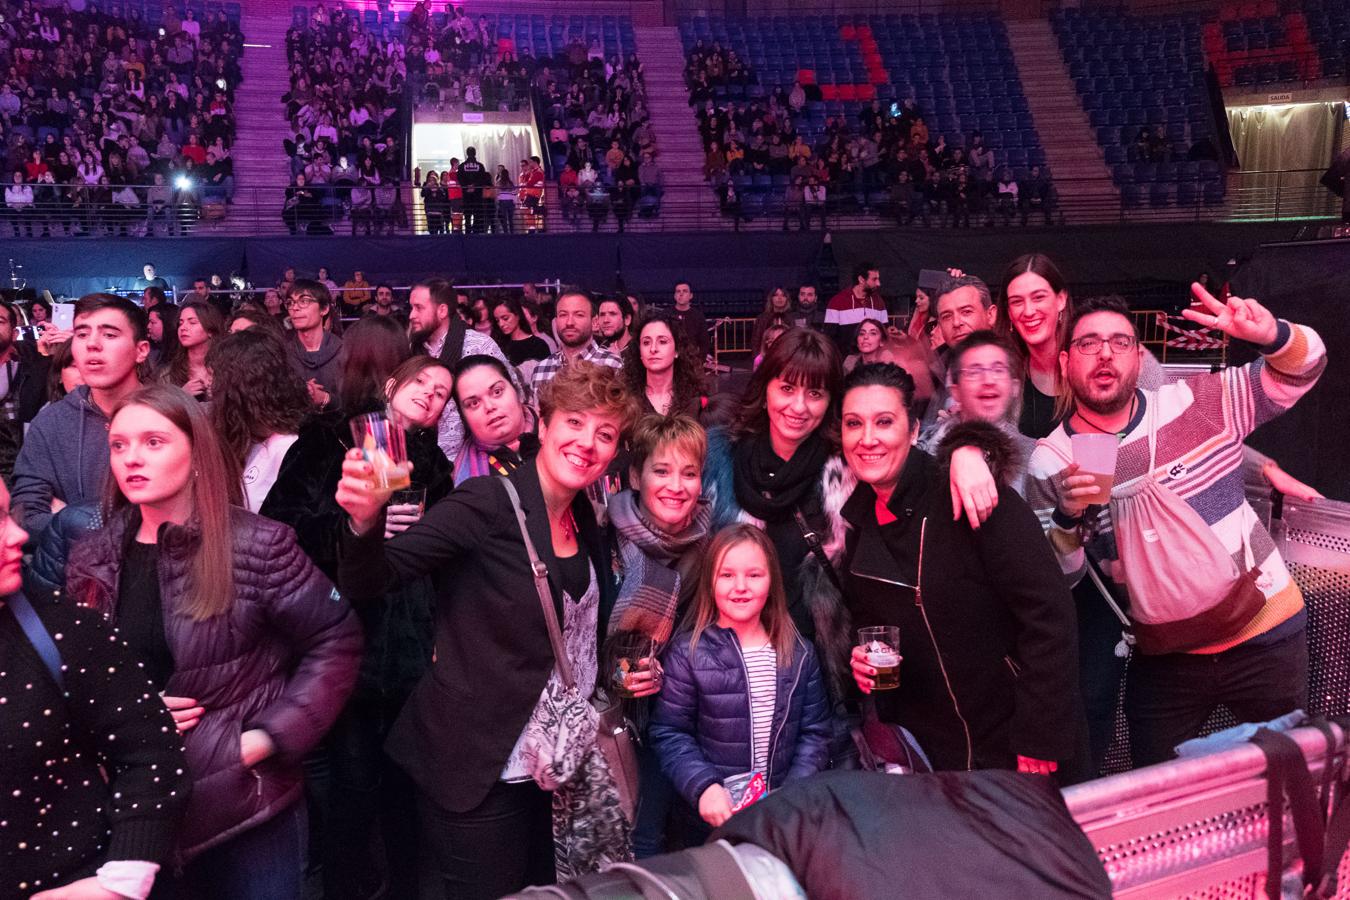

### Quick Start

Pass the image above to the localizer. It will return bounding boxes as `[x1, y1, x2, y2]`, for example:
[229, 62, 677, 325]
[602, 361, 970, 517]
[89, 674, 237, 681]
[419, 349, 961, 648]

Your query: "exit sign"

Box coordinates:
[1267, 92, 1293, 103]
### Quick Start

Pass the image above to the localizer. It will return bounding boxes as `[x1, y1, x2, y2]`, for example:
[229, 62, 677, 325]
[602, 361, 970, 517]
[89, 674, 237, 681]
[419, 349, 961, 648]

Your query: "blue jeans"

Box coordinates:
[632, 741, 675, 859]
[176, 800, 307, 900]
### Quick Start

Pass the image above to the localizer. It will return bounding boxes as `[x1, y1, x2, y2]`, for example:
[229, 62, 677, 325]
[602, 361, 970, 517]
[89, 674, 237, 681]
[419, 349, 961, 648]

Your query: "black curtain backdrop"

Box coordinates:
[830, 221, 1300, 311]
[1232, 237, 1350, 501]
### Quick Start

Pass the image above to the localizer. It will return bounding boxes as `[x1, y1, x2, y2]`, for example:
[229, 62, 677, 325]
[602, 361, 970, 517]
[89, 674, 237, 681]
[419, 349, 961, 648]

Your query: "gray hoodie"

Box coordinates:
[12, 385, 114, 537]
[287, 330, 344, 401]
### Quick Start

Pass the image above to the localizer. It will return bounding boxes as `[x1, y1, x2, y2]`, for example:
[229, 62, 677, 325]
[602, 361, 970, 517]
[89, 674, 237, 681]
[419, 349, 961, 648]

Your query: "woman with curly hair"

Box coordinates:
[206, 328, 347, 579]
[621, 307, 707, 419]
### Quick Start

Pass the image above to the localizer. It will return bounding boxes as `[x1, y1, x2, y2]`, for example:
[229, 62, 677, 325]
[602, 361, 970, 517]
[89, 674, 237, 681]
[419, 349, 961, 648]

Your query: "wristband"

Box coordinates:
[1051, 507, 1083, 530]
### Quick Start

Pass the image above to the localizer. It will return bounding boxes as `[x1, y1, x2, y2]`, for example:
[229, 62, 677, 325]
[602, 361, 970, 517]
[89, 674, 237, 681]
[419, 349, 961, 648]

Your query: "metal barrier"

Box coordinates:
[1066, 724, 1349, 898]
[710, 309, 1227, 367]
[0, 167, 1337, 239]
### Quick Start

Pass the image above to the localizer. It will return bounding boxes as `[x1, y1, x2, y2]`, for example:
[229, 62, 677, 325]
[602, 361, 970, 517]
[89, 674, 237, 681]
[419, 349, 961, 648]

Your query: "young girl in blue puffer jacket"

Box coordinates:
[650, 523, 833, 838]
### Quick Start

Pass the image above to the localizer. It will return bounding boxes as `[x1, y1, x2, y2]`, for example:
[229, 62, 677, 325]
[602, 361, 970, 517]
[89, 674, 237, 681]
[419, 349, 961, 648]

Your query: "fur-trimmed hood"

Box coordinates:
[935, 419, 1030, 495]
[702, 427, 856, 562]
[702, 427, 856, 707]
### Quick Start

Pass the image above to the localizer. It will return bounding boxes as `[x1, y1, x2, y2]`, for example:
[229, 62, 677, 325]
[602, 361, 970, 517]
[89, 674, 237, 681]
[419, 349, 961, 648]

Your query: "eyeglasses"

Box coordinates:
[959, 363, 1011, 383]
[1070, 334, 1138, 356]
[284, 294, 318, 310]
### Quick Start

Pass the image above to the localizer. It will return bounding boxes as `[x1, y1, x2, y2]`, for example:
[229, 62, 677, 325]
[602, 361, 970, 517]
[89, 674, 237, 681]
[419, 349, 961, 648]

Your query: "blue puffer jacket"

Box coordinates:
[650, 625, 834, 808]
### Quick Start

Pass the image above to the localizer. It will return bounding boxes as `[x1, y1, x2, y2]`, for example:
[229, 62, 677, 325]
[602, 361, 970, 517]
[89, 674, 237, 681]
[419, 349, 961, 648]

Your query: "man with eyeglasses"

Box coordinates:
[284, 279, 343, 409]
[1026, 290, 1327, 767]
[919, 330, 1032, 496]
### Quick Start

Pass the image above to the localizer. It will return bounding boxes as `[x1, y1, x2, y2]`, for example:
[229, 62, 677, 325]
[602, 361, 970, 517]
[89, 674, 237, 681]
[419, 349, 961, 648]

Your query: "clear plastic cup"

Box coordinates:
[350, 410, 411, 490]
[858, 625, 901, 691]
[1071, 433, 1120, 505]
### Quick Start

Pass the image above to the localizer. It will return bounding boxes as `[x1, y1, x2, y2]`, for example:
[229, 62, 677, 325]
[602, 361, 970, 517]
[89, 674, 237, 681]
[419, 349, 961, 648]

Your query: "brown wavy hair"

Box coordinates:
[621, 308, 707, 415]
[206, 329, 314, 465]
[538, 360, 639, 437]
[105, 384, 240, 620]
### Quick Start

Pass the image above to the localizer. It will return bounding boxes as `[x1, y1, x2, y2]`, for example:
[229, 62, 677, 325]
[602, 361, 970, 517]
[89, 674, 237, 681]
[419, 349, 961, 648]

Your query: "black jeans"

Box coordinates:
[1125, 626, 1308, 767]
[309, 699, 423, 900]
[418, 780, 554, 900]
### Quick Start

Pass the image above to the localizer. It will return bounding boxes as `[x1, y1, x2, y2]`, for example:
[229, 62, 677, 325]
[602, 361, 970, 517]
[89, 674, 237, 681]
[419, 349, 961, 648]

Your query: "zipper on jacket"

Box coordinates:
[913, 518, 974, 771]
[729, 630, 757, 779]
[765, 639, 806, 787]
[252, 769, 263, 799]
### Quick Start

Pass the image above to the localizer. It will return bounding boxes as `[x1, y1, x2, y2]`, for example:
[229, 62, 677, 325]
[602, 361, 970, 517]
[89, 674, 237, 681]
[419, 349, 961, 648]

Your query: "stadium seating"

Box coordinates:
[1051, 8, 1225, 210]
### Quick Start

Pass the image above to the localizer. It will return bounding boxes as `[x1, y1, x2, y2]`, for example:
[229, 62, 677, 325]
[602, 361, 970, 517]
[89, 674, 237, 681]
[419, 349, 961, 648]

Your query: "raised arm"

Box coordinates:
[336, 450, 500, 603]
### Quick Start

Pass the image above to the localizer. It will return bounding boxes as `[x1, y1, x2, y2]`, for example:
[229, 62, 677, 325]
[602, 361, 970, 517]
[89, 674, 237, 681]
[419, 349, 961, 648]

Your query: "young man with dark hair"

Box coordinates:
[1027, 288, 1327, 766]
[669, 280, 710, 361]
[825, 261, 887, 352]
[595, 296, 634, 354]
[407, 277, 511, 459]
[369, 283, 404, 322]
[530, 288, 622, 397]
[285, 278, 343, 408]
[12, 294, 149, 535]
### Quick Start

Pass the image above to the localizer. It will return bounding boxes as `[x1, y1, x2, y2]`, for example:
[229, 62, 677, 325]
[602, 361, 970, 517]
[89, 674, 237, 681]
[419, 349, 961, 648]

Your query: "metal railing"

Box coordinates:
[709, 309, 1227, 369]
[0, 167, 1336, 239]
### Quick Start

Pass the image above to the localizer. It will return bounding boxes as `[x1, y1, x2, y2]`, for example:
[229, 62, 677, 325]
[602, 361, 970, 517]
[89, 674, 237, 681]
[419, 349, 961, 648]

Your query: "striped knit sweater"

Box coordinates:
[1026, 320, 1327, 654]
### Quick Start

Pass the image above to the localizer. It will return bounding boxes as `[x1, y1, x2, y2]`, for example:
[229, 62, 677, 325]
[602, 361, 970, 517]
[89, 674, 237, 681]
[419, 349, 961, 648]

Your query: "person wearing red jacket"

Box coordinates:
[825, 261, 888, 353]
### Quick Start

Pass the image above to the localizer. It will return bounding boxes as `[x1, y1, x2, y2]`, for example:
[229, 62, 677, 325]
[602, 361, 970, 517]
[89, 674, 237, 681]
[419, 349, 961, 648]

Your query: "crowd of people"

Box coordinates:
[281, 3, 410, 235]
[688, 54, 1057, 228]
[405, 4, 532, 113]
[0, 253, 1329, 900]
[0, 0, 244, 238]
[541, 49, 663, 227]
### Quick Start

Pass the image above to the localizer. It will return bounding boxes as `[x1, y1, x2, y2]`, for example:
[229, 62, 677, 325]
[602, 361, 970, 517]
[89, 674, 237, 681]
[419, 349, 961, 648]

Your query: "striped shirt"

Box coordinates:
[1026, 321, 1326, 653]
[743, 643, 778, 774]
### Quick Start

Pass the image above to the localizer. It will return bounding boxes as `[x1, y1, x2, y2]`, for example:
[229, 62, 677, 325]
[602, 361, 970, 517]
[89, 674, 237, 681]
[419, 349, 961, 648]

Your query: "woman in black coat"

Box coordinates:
[1, 478, 190, 900]
[840, 363, 1083, 777]
[336, 362, 637, 899]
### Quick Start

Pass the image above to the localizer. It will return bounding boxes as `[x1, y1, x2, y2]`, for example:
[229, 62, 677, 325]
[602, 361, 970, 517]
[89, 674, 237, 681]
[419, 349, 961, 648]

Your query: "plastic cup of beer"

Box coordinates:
[350, 410, 411, 491]
[1070, 433, 1119, 505]
[607, 632, 654, 699]
[859, 626, 901, 691]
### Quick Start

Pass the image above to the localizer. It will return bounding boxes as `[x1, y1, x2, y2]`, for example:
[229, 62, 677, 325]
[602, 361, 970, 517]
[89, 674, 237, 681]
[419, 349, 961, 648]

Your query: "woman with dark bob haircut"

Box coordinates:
[337, 362, 638, 897]
[701, 327, 854, 700]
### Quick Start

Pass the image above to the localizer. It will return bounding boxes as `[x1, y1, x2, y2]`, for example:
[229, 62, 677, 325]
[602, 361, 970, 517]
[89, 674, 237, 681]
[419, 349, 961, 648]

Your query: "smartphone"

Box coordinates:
[917, 269, 948, 292]
[52, 303, 75, 332]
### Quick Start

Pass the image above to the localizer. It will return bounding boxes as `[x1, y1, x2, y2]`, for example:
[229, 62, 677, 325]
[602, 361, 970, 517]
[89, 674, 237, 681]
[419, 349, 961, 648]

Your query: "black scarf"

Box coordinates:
[732, 430, 830, 521]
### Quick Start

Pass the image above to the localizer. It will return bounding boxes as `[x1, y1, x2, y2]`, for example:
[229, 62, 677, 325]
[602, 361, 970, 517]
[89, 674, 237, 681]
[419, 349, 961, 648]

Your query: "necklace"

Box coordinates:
[558, 507, 577, 541]
[1075, 394, 1136, 439]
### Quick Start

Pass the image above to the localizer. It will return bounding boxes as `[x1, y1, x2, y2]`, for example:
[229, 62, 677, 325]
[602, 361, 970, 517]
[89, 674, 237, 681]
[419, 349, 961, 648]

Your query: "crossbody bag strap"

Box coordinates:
[793, 508, 842, 593]
[8, 592, 64, 691]
[499, 477, 575, 689]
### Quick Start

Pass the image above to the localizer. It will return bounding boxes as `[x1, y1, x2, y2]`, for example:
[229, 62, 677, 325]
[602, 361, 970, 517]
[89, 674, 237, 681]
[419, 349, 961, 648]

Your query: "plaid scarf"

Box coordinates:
[606, 489, 711, 650]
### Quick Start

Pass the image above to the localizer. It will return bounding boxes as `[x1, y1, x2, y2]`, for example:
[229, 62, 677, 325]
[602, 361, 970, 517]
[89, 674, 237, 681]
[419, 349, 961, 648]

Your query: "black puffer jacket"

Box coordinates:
[64, 506, 362, 860]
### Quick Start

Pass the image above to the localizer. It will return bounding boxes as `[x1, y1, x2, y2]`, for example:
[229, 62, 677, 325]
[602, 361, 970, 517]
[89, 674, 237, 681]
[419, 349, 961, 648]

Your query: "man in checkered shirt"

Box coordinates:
[530, 289, 622, 399]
